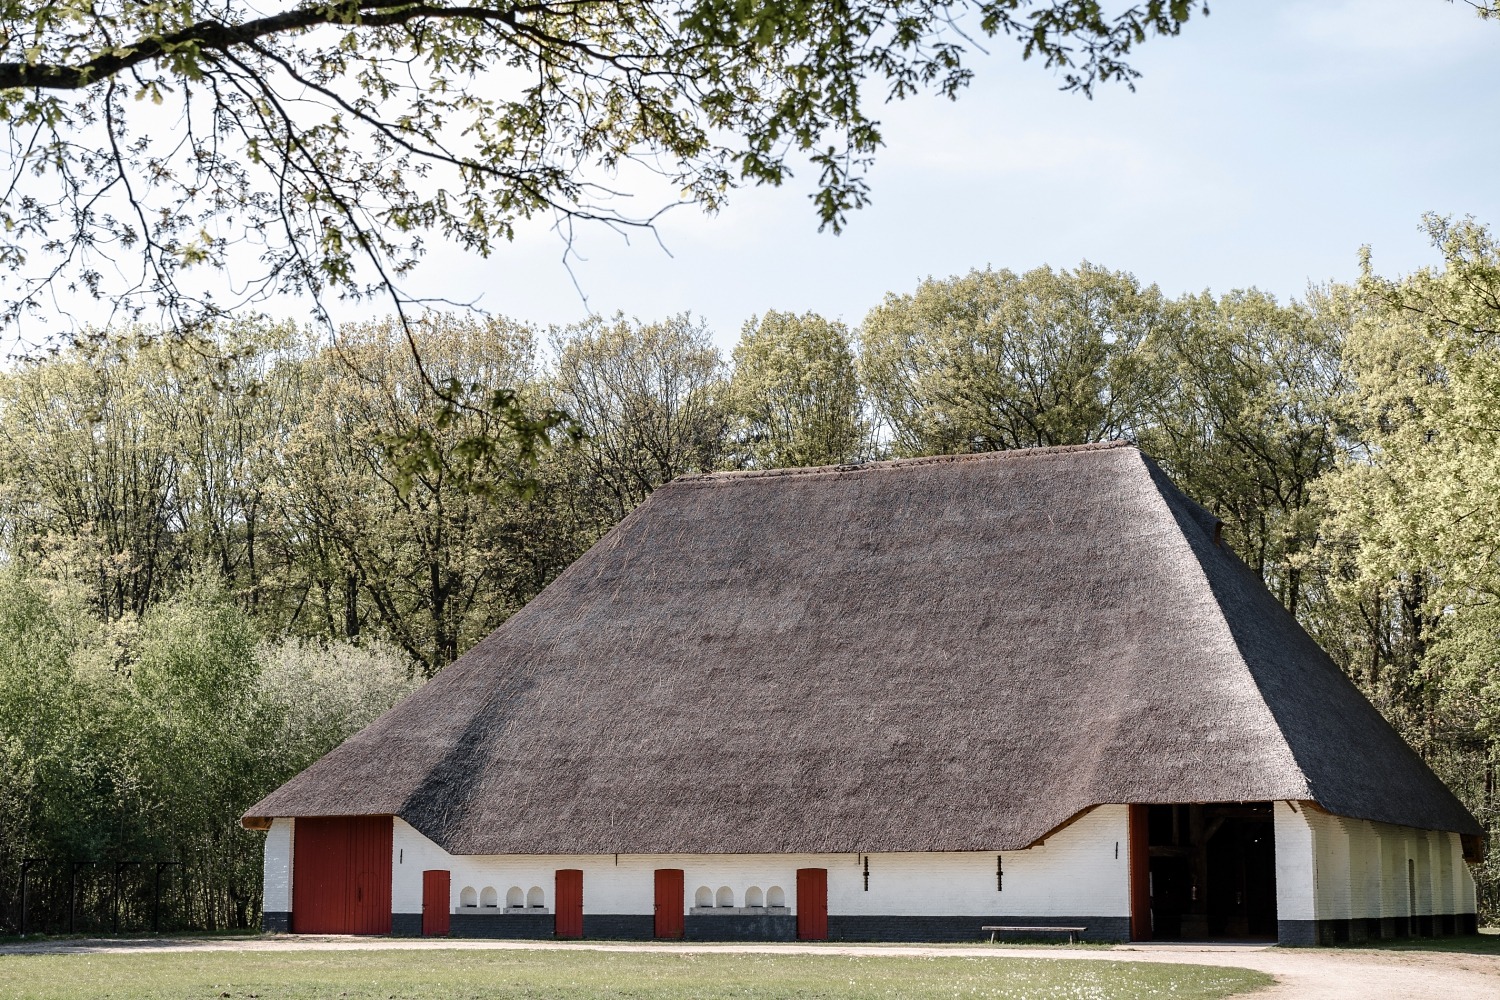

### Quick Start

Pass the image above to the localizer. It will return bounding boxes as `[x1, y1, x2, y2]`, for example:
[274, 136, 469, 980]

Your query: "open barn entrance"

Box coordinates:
[1130, 803, 1277, 941]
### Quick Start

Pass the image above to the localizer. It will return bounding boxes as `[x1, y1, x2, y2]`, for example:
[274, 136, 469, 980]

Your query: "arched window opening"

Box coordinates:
[528, 886, 546, 909]
[459, 886, 478, 908]
[695, 886, 713, 908]
[506, 886, 525, 909]
[480, 886, 498, 908]
[745, 886, 764, 908]
[766, 886, 786, 908]
[716, 886, 734, 908]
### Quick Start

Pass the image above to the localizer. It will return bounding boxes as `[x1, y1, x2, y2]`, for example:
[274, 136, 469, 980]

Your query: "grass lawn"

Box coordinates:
[0, 948, 1273, 1000]
[1340, 929, 1500, 955]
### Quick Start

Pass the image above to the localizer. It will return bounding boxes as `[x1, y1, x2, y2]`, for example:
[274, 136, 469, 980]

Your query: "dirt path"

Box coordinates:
[4, 935, 1498, 999]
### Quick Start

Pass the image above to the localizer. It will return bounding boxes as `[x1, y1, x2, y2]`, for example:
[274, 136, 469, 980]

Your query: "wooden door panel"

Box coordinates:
[555, 869, 584, 938]
[796, 868, 827, 941]
[654, 869, 684, 939]
[292, 816, 392, 935]
[422, 869, 451, 936]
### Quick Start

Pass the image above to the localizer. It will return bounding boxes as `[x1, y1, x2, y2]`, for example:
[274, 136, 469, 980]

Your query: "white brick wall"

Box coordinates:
[391, 805, 1130, 917]
[1315, 813, 1353, 920]
[1432, 832, 1450, 914]
[1275, 803, 1477, 922]
[282, 803, 1478, 929]
[1418, 830, 1437, 916]
[263, 818, 294, 913]
[1274, 802, 1316, 920]
[1380, 826, 1402, 919]
[1349, 820, 1382, 920]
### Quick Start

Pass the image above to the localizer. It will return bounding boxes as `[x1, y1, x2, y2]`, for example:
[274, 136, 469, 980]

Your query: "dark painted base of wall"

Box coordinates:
[273, 908, 1483, 945]
[448, 912, 556, 938]
[828, 915, 1130, 944]
[583, 914, 655, 939]
[1278, 913, 1479, 947]
[686, 913, 796, 941]
[377, 911, 1124, 943]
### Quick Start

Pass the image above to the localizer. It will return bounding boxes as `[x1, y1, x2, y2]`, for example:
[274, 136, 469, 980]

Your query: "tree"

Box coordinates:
[727, 310, 868, 468]
[273, 313, 574, 673]
[0, 334, 188, 619]
[550, 313, 726, 520]
[0, 321, 296, 620]
[1314, 216, 1500, 915]
[0, 1, 1208, 342]
[859, 263, 1164, 455]
[1136, 286, 1347, 617]
[0, 567, 417, 932]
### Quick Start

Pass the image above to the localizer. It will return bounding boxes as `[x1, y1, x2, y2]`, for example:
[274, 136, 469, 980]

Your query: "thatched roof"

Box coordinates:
[245, 442, 1482, 850]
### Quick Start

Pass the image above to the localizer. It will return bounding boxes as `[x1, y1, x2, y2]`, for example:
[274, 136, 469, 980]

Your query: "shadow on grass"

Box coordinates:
[0, 929, 261, 948]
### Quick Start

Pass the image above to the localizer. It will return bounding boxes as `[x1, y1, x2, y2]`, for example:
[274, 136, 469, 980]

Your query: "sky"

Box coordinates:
[7, 0, 1500, 356]
[400, 0, 1500, 351]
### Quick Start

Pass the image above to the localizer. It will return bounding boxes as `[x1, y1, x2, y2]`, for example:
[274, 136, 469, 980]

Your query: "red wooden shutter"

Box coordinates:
[555, 869, 584, 938]
[1129, 804, 1152, 942]
[291, 816, 392, 935]
[653, 869, 684, 939]
[422, 870, 451, 937]
[796, 868, 828, 941]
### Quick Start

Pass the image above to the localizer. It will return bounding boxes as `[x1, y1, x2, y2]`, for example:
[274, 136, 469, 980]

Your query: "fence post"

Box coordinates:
[112, 861, 122, 934]
[69, 861, 77, 934]
[152, 863, 162, 933]
[19, 859, 38, 937]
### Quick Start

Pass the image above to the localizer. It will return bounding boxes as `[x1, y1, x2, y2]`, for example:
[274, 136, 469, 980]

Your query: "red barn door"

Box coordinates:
[291, 816, 392, 934]
[654, 869, 684, 939]
[555, 869, 584, 938]
[796, 868, 828, 941]
[422, 870, 450, 936]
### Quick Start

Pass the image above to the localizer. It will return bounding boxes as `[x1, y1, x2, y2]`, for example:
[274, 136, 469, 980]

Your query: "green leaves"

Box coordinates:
[549, 313, 727, 518]
[0, 1, 1209, 334]
[0, 568, 418, 929]
[381, 377, 581, 503]
[860, 263, 1163, 455]
[1308, 220, 1500, 912]
[728, 310, 868, 468]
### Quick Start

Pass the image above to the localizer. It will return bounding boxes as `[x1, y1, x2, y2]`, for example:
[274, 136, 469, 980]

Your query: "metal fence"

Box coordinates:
[9, 859, 184, 936]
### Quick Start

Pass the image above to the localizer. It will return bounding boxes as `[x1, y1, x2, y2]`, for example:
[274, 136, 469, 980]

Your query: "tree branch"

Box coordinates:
[0, 2, 538, 91]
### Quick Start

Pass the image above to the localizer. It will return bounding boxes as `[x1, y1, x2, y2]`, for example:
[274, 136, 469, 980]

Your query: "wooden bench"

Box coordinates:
[982, 925, 1087, 944]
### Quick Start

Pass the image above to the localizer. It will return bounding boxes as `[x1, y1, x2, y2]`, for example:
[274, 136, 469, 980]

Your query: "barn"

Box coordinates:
[243, 442, 1483, 945]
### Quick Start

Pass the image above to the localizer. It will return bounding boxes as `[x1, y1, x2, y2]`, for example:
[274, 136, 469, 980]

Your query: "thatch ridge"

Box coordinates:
[678, 439, 1133, 485]
[245, 444, 1481, 849]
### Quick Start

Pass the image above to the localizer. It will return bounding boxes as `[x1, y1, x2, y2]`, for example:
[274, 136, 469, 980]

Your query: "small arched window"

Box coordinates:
[480, 886, 498, 908]
[527, 886, 546, 909]
[766, 886, 786, 908]
[716, 886, 734, 908]
[506, 886, 525, 909]
[460, 886, 478, 908]
[694, 886, 713, 908]
[745, 886, 764, 908]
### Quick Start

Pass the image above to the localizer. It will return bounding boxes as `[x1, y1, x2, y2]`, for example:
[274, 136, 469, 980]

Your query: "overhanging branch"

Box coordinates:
[0, 2, 538, 91]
